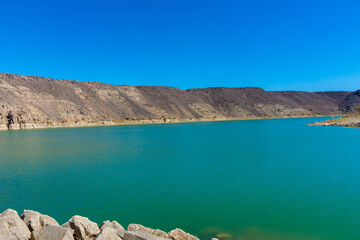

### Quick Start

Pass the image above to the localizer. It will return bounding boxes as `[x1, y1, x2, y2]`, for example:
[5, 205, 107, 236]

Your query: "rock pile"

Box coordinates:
[0, 209, 207, 240]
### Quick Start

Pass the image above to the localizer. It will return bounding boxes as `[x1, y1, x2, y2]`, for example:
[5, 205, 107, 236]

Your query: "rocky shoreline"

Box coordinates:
[0, 115, 338, 131]
[310, 115, 360, 128]
[0, 209, 216, 240]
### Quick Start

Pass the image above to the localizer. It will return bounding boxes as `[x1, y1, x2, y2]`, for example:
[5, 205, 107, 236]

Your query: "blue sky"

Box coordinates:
[0, 0, 359, 91]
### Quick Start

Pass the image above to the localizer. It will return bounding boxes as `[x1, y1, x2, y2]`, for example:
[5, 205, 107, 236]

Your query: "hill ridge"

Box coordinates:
[0, 73, 359, 130]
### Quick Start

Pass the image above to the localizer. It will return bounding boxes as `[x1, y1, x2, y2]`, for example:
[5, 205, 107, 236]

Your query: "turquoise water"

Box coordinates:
[0, 117, 359, 239]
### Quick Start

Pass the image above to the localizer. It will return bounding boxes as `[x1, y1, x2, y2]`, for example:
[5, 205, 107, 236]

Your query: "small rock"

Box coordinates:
[0, 209, 31, 240]
[127, 224, 169, 238]
[100, 221, 125, 238]
[168, 228, 199, 240]
[123, 231, 170, 240]
[215, 232, 232, 239]
[127, 224, 153, 234]
[31, 225, 74, 240]
[63, 215, 100, 240]
[94, 227, 121, 240]
[152, 229, 169, 238]
[21, 209, 60, 231]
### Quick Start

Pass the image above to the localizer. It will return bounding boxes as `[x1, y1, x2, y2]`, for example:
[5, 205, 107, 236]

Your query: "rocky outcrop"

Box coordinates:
[0, 209, 31, 240]
[1, 73, 359, 130]
[310, 115, 360, 127]
[0, 209, 208, 240]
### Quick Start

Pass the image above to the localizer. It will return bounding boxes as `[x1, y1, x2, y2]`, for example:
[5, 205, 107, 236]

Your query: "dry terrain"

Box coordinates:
[1, 73, 359, 130]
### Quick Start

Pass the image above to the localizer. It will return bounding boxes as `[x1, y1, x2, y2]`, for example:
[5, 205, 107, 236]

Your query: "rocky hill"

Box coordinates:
[0, 73, 359, 130]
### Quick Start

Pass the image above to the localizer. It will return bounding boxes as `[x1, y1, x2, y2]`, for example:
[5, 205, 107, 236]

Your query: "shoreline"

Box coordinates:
[309, 115, 360, 128]
[0, 114, 338, 131]
[0, 209, 205, 240]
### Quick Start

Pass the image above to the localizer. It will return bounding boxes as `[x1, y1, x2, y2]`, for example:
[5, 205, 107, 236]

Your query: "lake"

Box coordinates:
[0, 117, 359, 239]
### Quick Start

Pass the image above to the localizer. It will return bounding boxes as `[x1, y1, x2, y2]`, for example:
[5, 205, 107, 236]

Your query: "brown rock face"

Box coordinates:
[1, 73, 359, 130]
[0, 209, 31, 240]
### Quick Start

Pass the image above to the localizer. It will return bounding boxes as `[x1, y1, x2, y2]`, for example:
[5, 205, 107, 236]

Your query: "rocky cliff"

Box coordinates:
[1, 73, 359, 130]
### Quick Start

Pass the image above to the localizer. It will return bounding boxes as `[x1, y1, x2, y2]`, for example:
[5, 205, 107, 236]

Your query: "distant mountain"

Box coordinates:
[0, 73, 359, 130]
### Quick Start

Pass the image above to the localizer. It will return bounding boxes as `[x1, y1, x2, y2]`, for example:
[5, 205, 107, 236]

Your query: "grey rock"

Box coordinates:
[94, 227, 121, 240]
[21, 210, 60, 231]
[123, 231, 170, 240]
[0, 209, 31, 240]
[64, 215, 100, 240]
[168, 228, 199, 240]
[61, 221, 72, 229]
[31, 225, 74, 240]
[127, 224, 153, 234]
[152, 229, 169, 238]
[100, 221, 125, 238]
[127, 224, 168, 238]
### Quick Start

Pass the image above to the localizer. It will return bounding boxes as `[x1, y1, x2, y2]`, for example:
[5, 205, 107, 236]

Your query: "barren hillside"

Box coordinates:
[0, 73, 358, 130]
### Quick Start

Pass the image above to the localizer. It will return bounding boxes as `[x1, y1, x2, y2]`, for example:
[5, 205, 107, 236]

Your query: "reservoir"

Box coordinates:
[0, 117, 359, 239]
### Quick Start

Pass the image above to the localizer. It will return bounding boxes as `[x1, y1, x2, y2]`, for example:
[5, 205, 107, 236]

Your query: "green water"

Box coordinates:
[0, 117, 359, 240]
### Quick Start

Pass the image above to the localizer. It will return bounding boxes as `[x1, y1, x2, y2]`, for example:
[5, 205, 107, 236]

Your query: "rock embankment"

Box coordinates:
[310, 115, 360, 128]
[0, 209, 211, 240]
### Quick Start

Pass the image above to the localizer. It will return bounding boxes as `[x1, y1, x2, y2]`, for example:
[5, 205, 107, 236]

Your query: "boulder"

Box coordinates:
[127, 224, 153, 234]
[94, 227, 121, 240]
[100, 221, 125, 238]
[63, 215, 100, 240]
[168, 228, 199, 240]
[127, 224, 168, 238]
[0, 209, 31, 240]
[21, 210, 60, 231]
[31, 225, 74, 240]
[123, 231, 170, 240]
[61, 221, 72, 230]
[152, 229, 169, 238]
[215, 232, 232, 239]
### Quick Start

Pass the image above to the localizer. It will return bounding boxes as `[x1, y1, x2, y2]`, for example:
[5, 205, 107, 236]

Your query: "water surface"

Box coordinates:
[0, 117, 359, 239]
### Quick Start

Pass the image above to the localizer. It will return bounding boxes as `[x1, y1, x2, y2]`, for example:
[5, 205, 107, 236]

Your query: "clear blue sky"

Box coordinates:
[0, 0, 359, 91]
